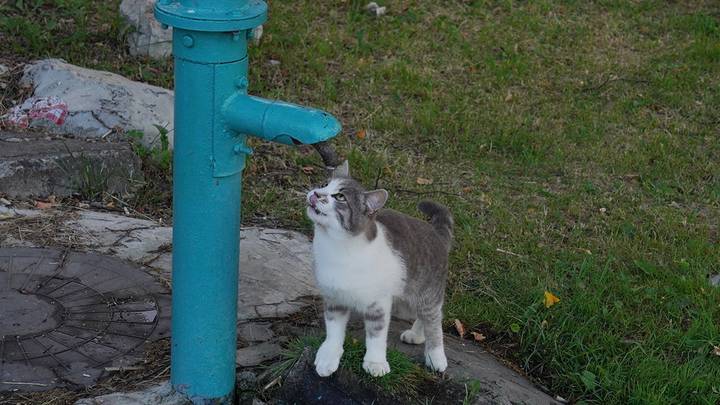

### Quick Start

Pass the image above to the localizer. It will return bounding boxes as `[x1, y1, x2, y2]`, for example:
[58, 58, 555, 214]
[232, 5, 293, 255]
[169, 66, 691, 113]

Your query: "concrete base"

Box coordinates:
[0, 130, 141, 198]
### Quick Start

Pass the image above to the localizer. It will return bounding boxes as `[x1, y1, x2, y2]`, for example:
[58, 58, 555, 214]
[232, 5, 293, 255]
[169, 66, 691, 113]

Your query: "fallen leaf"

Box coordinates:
[510, 323, 521, 333]
[713, 345, 720, 356]
[34, 201, 55, 209]
[47, 195, 57, 204]
[541, 320, 549, 329]
[462, 186, 472, 193]
[454, 319, 466, 338]
[504, 91, 513, 102]
[470, 331, 485, 342]
[544, 291, 560, 308]
[302, 166, 315, 174]
[356, 129, 367, 140]
[416, 177, 433, 185]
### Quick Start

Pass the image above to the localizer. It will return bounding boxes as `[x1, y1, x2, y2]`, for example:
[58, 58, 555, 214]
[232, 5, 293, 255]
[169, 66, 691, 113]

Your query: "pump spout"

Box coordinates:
[224, 94, 341, 145]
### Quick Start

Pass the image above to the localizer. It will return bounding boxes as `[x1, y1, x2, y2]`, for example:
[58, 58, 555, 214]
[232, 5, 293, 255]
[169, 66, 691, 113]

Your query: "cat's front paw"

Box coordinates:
[424, 346, 448, 372]
[400, 329, 425, 345]
[363, 360, 391, 377]
[314, 342, 343, 377]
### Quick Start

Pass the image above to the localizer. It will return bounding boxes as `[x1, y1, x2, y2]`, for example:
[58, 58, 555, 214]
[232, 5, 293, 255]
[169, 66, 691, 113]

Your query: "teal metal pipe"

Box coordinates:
[155, 0, 341, 403]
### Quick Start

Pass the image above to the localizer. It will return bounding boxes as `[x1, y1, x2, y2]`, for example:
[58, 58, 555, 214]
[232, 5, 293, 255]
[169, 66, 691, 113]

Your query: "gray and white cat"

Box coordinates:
[306, 161, 453, 377]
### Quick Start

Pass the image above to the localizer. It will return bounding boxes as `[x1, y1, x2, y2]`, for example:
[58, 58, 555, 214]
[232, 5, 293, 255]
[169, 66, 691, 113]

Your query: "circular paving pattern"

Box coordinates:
[0, 248, 170, 392]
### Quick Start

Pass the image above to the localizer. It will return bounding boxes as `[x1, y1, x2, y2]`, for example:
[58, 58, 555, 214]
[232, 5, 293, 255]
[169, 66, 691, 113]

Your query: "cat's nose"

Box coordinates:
[309, 192, 319, 207]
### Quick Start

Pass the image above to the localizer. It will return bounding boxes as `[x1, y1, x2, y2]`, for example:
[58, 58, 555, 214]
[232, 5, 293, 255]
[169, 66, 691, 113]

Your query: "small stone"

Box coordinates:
[5, 137, 21, 143]
[0, 197, 11, 206]
[238, 322, 274, 343]
[0, 64, 8, 76]
[0, 206, 16, 219]
[365, 2, 386, 16]
[235, 342, 282, 367]
[236, 371, 257, 391]
[709, 274, 720, 287]
[268, 59, 281, 66]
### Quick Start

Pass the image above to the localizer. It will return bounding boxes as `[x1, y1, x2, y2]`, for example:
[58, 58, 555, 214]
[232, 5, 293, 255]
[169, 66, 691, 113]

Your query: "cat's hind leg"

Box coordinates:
[315, 304, 350, 377]
[419, 305, 448, 372]
[400, 319, 426, 344]
[362, 299, 392, 377]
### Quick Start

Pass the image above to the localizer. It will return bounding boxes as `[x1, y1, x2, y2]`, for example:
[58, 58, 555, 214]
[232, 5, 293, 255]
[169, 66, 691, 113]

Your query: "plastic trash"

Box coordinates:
[3, 96, 68, 128]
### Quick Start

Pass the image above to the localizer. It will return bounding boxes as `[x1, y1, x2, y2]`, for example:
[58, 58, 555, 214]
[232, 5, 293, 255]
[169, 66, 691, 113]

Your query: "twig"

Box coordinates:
[392, 188, 463, 198]
[495, 248, 524, 258]
[0, 381, 49, 386]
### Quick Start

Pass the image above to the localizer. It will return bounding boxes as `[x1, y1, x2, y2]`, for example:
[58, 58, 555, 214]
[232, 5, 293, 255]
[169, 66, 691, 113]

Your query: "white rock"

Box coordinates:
[119, 0, 172, 59]
[365, 2, 386, 16]
[0, 64, 9, 76]
[21, 59, 174, 148]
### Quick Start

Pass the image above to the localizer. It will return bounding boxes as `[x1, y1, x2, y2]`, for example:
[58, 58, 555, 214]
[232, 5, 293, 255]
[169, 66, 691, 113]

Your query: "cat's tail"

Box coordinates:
[418, 200, 453, 249]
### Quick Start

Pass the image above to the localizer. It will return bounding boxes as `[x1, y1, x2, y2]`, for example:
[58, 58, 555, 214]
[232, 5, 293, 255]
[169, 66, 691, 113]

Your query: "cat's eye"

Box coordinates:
[332, 193, 346, 202]
[320, 182, 329, 188]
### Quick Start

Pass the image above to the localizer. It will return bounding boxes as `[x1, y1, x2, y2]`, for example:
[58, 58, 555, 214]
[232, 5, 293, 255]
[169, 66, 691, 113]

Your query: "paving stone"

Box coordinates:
[235, 342, 282, 367]
[21, 59, 173, 148]
[0, 130, 141, 198]
[64, 211, 319, 320]
[74, 381, 189, 405]
[238, 322, 275, 343]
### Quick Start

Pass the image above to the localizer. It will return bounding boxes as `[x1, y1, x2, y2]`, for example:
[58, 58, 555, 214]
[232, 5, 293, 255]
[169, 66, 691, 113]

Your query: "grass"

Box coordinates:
[2, 0, 720, 403]
[277, 335, 428, 398]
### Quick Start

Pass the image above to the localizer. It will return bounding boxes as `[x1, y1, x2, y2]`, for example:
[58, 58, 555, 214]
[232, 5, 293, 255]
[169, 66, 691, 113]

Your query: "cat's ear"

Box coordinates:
[364, 189, 388, 214]
[332, 160, 349, 178]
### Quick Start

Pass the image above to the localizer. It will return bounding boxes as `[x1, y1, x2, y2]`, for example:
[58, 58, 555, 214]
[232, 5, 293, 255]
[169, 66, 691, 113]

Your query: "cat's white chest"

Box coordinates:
[312, 224, 405, 309]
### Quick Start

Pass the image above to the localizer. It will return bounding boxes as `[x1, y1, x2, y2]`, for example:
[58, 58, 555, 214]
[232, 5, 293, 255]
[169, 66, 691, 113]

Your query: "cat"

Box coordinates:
[306, 160, 453, 378]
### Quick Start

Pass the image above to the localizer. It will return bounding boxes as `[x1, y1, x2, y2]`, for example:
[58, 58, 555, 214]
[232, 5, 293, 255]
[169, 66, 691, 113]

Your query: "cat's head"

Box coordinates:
[306, 160, 388, 235]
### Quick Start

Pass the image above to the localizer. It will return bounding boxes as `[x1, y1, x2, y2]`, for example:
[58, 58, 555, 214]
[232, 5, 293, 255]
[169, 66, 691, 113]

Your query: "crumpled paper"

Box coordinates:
[3, 96, 68, 128]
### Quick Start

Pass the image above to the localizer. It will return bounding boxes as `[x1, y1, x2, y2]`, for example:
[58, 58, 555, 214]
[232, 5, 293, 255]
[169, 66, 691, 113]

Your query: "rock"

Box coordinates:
[0, 64, 8, 75]
[119, 0, 172, 59]
[62, 211, 319, 320]
[238, 322, 275, 343]
[710, 274, 720, 287]
[74, 381, 189, 405]
[21, 59, 174, 148]
[0, 206, 16, 220]
[365, 2, 387, 16]
[236, 371, 258, 391]
[235, 342, 282, 367]
[0, 130, 142, 198]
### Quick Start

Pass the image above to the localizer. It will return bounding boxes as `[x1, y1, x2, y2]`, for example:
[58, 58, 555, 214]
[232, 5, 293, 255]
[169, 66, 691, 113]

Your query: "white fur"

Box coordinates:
[307, 179, 406, 377]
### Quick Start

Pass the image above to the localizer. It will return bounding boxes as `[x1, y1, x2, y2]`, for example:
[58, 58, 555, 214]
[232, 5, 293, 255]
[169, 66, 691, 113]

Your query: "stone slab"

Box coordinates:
[0, 130, 142, 198]
[74, 381, 189, 405]
[235, 342, 283, 367]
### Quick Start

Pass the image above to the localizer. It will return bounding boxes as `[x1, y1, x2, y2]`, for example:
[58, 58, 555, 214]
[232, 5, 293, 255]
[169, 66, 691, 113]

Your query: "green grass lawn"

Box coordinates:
[2, 0, 719, 403]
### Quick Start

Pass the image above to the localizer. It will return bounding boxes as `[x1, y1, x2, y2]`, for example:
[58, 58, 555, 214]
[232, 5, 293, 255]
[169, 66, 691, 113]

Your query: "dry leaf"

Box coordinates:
[416, 177, 433, 185]
[462, 186, 472, 193]
[356, 129, 367, 140]
[34, 201, 55, 209]
[713, 345, 720, 356]
[541, 320, 549, 329]
[544, 291, 560, 308]
[302, 166, 315, 174]
[504, 91, 513, 102]
[47, 195, 57, 204]
[454, 319, 466, 338]
[470, 331, 486, 342]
